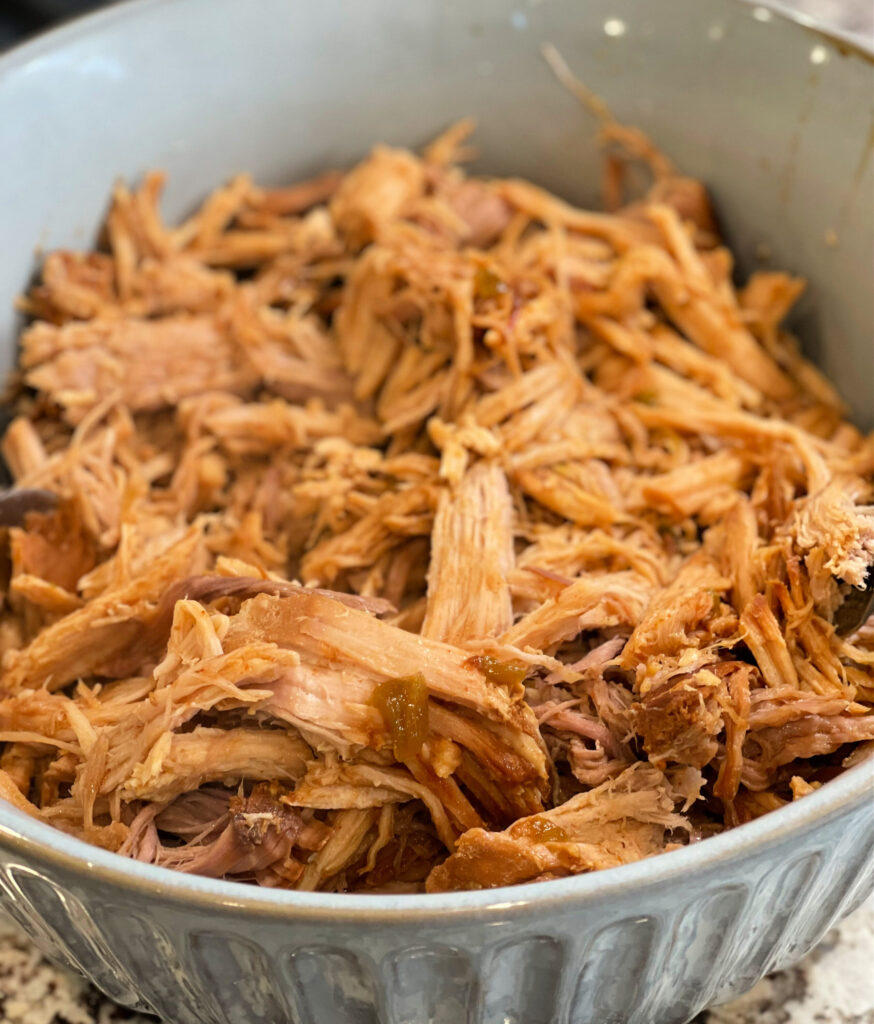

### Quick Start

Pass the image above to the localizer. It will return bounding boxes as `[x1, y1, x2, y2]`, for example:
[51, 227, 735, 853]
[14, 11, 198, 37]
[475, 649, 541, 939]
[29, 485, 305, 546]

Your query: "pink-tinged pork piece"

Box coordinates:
[444, 180, 512, 247]
[503, 572, 651, 652]
[791, 477, 874, 588]
[22, 316, 257, 423]
[119, 726, 311, 803]
[223, 593, 549, 807]
[155, 785, 329, 884]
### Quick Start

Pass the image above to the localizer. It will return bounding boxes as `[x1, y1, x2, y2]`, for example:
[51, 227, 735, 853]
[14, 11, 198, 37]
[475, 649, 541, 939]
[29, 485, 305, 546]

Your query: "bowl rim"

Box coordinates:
[0, 0, 872, 922]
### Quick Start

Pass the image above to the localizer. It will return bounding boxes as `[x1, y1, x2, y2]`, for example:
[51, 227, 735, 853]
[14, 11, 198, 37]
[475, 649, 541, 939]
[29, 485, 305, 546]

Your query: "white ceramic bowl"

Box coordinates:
[0, 2, 871, 1022]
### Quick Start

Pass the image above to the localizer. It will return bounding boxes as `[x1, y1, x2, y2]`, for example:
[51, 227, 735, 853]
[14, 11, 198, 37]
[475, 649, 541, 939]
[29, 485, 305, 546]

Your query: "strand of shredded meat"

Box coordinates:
[0, 119, 871, 894]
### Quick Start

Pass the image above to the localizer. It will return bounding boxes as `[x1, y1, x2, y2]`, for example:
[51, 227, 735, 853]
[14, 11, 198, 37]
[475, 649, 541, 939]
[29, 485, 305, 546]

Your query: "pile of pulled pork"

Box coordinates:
[0, 123, 871, 894]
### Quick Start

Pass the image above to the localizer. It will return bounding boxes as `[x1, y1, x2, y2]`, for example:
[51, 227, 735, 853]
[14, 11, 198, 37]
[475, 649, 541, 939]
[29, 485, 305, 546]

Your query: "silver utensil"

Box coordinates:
[0, 489, 58, 528]
[834, 569, 874, 637]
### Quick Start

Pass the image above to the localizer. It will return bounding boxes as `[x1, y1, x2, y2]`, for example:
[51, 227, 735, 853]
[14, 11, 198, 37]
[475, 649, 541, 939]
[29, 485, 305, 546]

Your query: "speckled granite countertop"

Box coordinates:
[0, 1, 871, 1023]
[0, 898, 872, 1023]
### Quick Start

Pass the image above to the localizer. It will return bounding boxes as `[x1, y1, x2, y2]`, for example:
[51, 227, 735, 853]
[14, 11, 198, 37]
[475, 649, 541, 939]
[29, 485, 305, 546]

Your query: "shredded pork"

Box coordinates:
[0, 119, 871, 894]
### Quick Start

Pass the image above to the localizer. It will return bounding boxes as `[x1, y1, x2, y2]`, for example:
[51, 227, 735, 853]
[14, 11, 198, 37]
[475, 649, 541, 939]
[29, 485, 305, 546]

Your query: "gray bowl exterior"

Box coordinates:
[0, 0, 871, 1022]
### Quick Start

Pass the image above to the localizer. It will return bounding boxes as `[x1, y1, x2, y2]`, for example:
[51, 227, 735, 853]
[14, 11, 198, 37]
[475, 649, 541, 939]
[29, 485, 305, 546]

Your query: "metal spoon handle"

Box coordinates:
[0, 489, 59, 528]
[834, 568, 874, 637]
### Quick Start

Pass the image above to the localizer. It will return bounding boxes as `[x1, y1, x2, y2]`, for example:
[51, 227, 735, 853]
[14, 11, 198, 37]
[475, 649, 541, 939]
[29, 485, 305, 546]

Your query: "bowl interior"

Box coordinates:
[0, 0, 871, 916]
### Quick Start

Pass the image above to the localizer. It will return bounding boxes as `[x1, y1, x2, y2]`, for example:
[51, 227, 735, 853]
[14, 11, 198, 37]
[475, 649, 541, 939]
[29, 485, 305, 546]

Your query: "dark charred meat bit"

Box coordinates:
[632, 670, 727, 770]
